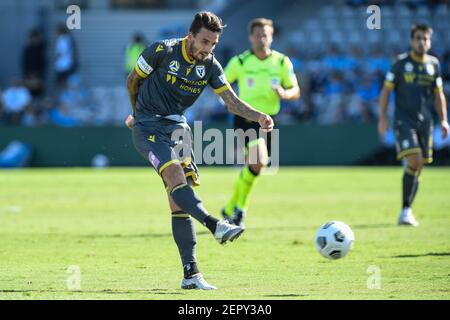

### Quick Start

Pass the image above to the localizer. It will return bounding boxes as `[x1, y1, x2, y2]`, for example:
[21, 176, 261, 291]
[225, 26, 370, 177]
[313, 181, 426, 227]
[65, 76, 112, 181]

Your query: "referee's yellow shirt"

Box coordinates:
[224, 50, 298, 116]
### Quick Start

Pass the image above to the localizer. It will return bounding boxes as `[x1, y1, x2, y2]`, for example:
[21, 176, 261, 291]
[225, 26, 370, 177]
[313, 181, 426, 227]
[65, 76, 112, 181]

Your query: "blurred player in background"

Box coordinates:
[378, 24, 448, 226]
[222, 18, 300, 227]
[125, 12, 274, 290]
[124, 32, 146, 77]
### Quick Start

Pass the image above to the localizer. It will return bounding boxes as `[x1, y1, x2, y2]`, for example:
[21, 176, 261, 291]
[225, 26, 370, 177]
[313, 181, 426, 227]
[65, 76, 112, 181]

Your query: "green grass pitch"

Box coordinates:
[0, 167, 449, 300]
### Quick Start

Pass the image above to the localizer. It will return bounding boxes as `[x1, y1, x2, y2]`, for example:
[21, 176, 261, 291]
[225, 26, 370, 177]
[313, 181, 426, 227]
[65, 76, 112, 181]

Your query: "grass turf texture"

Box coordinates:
[0, 167, 449, 300]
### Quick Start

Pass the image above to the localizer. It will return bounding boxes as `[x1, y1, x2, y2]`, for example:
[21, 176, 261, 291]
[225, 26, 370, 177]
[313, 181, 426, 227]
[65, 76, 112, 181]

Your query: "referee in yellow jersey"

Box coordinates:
[222, 18, 301, 227]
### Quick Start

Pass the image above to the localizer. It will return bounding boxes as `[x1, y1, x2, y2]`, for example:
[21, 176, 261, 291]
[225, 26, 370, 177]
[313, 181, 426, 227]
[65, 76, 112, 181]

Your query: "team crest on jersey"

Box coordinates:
[386, 71, 394, 82]
[402, 140, 410, 149]
[169, 60, 180, 73]
[196, 65, 205, 78]
[425, 63, 434, 75]
[247, 77, 255, 88]
[404, 62, 414, 72]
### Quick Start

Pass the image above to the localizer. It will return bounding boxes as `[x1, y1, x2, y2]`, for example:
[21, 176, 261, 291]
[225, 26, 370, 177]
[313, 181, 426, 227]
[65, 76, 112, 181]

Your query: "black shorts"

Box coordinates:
[132, 119, 200, 186]
[395, 121, 433, 164]
[233, 115, 272, 156]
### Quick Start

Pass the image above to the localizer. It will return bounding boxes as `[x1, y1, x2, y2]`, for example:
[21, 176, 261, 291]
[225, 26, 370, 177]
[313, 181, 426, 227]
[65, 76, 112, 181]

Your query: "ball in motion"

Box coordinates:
[315, 221, 354, 260]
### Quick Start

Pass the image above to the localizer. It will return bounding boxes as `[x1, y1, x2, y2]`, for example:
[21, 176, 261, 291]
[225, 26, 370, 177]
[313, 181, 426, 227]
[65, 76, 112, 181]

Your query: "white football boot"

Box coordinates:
[398, 207, 419, 226]
[214, 220, 245, 244]
[181, 273, 217, 290]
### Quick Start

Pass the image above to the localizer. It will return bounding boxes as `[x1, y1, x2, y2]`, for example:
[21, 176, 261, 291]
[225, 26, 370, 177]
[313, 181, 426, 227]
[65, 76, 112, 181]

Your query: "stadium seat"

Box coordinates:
[435, 4, 449, 18]
[396, 5, 413, 19]
[319, 4, 337, 19]
[415, 6, 431, 20]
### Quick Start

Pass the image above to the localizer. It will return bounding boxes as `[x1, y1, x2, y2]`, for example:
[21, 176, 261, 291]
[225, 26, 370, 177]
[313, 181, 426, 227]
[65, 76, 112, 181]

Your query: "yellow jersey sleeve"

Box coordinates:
[224, 56, 241, 85]
[384, 59, 399, 89]
[281, 56, 298, 89]
[433, 61, 444, 94]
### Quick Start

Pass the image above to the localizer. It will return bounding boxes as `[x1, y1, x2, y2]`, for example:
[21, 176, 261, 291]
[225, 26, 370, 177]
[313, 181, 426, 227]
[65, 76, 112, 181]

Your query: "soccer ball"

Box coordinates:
[315, 221, 354, 260]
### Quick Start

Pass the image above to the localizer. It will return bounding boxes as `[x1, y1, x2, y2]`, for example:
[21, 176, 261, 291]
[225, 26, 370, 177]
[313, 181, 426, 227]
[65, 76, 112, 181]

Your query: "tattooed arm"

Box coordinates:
[125, 69, 145, 129]
[127, 69, 144, 116]
[218, 88, 274, 131]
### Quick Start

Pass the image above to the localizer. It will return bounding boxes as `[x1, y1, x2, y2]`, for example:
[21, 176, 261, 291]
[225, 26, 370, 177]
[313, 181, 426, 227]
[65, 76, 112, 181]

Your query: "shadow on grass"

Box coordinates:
[252, 223, 394, 232]
[72, 223, 395, 239]
[0, 289, 184, 295]
[393, 252, 450, 258]
[351, 223, 395, 229]
[263, 294, 307, 297]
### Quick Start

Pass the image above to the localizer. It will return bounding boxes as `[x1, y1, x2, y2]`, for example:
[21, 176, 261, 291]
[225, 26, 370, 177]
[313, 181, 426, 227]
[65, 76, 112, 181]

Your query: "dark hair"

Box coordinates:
[189, 11, 225, 36]
[410, 24, 433, 39]
[133, 32, 144, 43]
[248, 18, 274, 35]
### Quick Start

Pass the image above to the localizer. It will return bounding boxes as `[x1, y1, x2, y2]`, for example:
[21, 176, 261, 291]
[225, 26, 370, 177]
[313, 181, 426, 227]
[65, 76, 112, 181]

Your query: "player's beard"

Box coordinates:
[413, 48, 425, 56]
[190, 42, 208, 62]
[413, 42, 430, 56]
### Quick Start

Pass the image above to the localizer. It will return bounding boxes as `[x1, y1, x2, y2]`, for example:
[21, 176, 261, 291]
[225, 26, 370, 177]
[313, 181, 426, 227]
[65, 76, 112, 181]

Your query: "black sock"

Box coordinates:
[410, 176, 420, 206]
[183, 262, 200, 279]
[171, 184, 218, 233]
[204, 215, 219, 233]
[171, 211, 197, 275]
[402, 167, 418, 208]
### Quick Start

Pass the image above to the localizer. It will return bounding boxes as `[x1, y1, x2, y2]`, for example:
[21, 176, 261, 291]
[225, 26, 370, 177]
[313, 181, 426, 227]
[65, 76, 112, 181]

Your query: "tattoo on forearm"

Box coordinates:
[220, 90, 261, 122]
[127, 71, 142, 113]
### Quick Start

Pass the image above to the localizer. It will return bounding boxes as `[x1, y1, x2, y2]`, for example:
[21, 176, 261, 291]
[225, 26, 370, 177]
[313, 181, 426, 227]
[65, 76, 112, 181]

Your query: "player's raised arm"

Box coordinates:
[218, 88, 274, 132]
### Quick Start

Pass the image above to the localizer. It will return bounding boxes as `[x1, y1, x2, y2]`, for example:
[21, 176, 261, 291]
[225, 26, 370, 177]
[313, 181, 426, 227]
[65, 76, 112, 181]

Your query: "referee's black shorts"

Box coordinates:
[233, 115, 272, 157]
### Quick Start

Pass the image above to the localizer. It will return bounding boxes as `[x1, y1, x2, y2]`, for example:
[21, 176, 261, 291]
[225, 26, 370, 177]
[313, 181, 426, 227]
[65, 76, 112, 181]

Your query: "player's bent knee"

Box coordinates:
[406, 154, 423, 171]
[258, 152, 269, 167]
[161, 163, 187, 191]
[249, 163, 262, 175]
[247, 142, 268, 168]
[258, 142, 269, 166]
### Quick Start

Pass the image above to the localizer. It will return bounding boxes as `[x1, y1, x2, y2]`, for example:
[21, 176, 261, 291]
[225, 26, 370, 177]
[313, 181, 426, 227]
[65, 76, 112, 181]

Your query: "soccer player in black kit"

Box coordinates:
[125, 12, 274, 289]
[378, 24, 448, 226]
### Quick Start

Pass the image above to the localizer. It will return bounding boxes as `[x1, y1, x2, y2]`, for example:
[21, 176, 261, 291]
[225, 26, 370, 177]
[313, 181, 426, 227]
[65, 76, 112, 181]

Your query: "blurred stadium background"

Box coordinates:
[1, 0, 449, 167]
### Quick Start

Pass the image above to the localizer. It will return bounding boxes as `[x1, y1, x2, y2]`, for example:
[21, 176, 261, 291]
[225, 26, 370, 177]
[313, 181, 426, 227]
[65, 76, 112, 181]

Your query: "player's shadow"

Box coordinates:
[0, 289, 185, 295]
[392, 252, 450, 258]
[351, 223, 395, 229]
